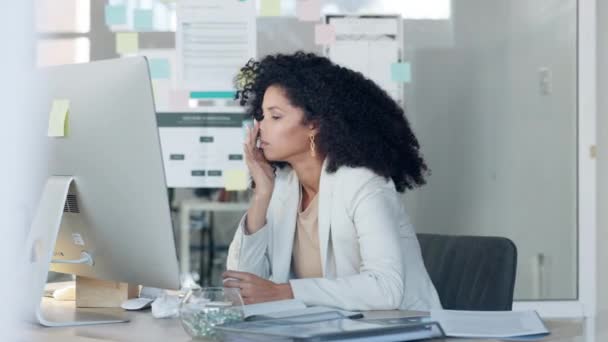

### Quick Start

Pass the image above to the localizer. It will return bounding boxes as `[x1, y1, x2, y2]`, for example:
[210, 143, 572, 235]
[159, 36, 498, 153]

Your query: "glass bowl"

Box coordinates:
[179, 287, 245, 340]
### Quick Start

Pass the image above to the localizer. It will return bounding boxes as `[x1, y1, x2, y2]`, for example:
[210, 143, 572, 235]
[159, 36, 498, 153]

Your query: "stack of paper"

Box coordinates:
[242, 299, 362, 321]
[217, 314, 443, 342]
[431, 309, 550, 339]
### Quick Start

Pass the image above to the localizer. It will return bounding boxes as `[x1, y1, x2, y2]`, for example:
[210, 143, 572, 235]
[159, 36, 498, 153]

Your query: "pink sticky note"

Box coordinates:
[296, 0, 321, 22]
[314, 24, 336, 45]
[169, 90, 190, 110]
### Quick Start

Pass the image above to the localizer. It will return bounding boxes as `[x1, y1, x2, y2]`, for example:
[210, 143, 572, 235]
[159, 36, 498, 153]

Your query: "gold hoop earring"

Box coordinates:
[309, 135, 316, 157]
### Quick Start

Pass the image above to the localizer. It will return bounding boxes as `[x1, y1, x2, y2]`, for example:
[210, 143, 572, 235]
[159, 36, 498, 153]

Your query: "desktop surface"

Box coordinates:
[19, 298, 595, 342]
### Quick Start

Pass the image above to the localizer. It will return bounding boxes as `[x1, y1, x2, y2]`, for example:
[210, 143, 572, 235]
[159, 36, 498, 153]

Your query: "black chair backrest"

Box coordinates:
[417, 233, 517, 311]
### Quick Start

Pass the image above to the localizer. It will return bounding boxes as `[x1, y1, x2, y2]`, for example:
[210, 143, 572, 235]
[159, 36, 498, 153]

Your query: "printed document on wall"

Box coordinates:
[327, 16, 402, 103]
[176, 0, 256, 92]
[157, 112, 248, 188]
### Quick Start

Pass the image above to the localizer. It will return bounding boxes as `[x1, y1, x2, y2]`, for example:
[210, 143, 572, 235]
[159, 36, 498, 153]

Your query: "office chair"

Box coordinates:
[417, 233, 517, 310]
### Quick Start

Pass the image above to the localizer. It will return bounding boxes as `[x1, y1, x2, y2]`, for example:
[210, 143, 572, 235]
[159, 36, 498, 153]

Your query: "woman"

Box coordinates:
[223, 51, 441, 311]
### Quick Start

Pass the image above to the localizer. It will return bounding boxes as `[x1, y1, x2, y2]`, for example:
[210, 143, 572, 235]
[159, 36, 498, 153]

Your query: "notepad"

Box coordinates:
[260, 0, 281, 16]
[116, 33, 139, 55]
[149, 58, 171, 79]
[391, 62, 412, 83]
[134, 9, 154, 31]
[47, 99, 70, 137]
[296, 0, 321, 22]
[105, 5, 127, 26]
[315, 24, 336, 45]
[224, 169, 248, 191]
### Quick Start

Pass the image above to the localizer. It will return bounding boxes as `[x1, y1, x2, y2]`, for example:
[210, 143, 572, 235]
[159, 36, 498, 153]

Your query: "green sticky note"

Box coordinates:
[133, 9, 154, 31]
[116, 32, 139, 55]
[105, 5, 127, 26]
[149, 58, 170, 79]
[391, 62, 411, 83]
[48, 99, 70, 137]
[224, 170, 248, 191]
[260, 0, 281, 16]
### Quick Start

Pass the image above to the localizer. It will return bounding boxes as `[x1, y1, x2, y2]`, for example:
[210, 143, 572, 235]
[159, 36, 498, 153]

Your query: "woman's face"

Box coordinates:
[258, 85, 315, 162]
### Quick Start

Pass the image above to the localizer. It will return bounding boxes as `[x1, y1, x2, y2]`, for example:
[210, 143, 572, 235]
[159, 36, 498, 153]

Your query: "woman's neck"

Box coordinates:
[290, 155, 324, 199]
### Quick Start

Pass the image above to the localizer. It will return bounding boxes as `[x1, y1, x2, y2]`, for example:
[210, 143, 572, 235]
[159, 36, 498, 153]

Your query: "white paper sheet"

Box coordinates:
[327, 16, 403, 103]
[157, 112, 247, 188]
[243, 299, 307, 318]
[430, 309, 550, 338]
[176, 0, 256, 92]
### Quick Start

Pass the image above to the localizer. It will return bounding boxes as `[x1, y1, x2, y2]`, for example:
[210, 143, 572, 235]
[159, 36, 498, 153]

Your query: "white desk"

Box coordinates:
[178, 199, 248, 278]
[20, 298, 595, 342]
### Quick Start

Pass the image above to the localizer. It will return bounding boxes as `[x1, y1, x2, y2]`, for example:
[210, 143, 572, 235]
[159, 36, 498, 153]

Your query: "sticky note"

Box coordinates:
[48, 99, 70, 137]
[314, 24, 336, 45]
[224, 170, 248, 191]
[169, 90, 190, 110]
[391, 62, 412, 83]
[296, 0, 321, 21]
[149, 58, 170, 79]
[116, 32, 139, 55]
[260, 0, 281, 16]
[105, 5, 127, 26]
[134, 9, 154, 31]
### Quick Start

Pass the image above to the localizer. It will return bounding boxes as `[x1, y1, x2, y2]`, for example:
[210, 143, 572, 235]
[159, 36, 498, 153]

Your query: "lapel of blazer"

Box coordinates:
[272, 159, 335, 279]
[318, 158, 335, 276]
[272, 167, 299, 281]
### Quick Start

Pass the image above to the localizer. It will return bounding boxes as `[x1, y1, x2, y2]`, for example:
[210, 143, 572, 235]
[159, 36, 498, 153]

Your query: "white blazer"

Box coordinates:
[226, 159, 442, 311]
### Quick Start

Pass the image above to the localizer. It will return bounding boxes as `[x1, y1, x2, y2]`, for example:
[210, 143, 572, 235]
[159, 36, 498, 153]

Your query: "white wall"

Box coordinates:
[0, 1, 40, 339]
[404, 0, 578, 300]
[84, 1, 584, 299]
[596, 0, 608, 313]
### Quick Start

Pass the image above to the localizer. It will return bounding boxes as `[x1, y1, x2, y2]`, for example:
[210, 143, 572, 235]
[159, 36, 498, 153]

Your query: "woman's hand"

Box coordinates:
[222, 271, 294, 305]
[244, 120, 275, 199]
[243, 120, 276, 233]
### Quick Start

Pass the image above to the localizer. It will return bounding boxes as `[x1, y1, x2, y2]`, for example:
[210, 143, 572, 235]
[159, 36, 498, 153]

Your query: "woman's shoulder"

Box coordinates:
[335, 165, 393, 188]
[334, 166, 400, 216]
[272, 164, 395, 192]
[333, 166, 397, 207]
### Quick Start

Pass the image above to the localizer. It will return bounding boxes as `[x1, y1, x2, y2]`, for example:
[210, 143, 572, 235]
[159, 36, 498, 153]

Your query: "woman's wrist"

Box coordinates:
[276, 283, 294, 300]
[253, 190, 272, 203]
[245, 194, 271, 234]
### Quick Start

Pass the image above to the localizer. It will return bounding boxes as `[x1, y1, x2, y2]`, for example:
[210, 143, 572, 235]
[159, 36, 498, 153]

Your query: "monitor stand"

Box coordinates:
[38, 297, 128, 327]
[25, 176, 130, 327]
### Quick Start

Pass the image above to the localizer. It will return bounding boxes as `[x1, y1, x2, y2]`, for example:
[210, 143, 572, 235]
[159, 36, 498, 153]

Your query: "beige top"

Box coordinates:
[292, 189, 323, 278]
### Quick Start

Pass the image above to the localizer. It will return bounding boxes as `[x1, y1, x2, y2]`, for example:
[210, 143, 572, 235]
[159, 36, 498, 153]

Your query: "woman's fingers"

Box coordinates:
[223, 270, 253, 281]
[252, 120, 260, 146]
[244, 143, 264, 174]
[223, 279, 240, 288]
[249, 122, 258, 148]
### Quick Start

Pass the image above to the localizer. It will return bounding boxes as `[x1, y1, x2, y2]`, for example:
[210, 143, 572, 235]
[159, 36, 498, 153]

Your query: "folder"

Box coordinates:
[215, 312, 444, 341]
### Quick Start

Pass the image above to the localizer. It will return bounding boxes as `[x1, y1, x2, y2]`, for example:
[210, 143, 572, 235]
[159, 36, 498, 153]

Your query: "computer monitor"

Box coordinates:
[24, 57, 180, 326]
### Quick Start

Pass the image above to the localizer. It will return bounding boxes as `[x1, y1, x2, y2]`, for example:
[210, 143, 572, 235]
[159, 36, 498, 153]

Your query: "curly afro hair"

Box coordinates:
[235, 51, 428, 192]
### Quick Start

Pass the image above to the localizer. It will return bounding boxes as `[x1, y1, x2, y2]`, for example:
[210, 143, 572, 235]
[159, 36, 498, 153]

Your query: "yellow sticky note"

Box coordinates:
[224, 170, 248, 191]
[260, 0, 281, 16]
[47, 99, 70, 137]
[116, 32, 139, 55]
